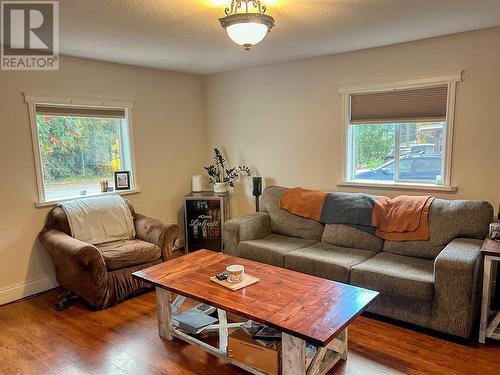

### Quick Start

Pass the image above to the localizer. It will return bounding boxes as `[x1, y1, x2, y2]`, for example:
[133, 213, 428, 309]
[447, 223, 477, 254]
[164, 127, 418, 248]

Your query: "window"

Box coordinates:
[26, 97, 136, 204]
[351, 122, 445, 184]
[341, 75, 460, 190]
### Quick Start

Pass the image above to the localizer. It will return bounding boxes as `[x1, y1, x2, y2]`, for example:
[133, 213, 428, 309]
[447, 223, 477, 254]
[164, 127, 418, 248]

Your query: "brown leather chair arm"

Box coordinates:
[39, 229, 105, 267]
[39, 229, 109, 308]
[134, 214, 179, 260]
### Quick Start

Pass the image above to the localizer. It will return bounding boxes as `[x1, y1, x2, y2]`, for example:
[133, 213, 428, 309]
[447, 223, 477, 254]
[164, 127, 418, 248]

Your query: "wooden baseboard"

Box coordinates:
[0, 274, 59, 306]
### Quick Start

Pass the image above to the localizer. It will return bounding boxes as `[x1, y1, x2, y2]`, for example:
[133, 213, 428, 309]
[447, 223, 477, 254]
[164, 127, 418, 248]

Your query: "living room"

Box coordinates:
[1, 1, 500, 374]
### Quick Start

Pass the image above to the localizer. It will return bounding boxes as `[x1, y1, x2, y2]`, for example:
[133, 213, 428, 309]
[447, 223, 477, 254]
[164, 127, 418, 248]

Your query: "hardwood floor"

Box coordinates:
[0, 289, 499, 375]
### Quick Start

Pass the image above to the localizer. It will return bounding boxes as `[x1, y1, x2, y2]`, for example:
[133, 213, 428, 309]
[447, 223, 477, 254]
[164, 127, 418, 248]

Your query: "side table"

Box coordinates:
[479, 239, 500, 343]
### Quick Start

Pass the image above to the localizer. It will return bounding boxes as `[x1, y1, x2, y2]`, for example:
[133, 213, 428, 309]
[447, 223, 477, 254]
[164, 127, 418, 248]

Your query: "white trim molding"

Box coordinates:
[0, 274, 58, 306]
[24, 93, 134, 109]
[337, 181, 457, 193]
[339, 71, 463, 192]
[338, 71, 463, 94]
[34, 188, 141, 208]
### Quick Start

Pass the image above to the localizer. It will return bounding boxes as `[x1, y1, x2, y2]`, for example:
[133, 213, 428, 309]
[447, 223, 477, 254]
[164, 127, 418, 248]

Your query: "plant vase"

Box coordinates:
[213, 182, 228, 193]
[204, 148, 251, 194]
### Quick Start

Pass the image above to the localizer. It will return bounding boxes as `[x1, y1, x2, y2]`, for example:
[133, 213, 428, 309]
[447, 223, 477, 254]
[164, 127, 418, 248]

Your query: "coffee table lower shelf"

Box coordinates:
[155, 287, 348, 375]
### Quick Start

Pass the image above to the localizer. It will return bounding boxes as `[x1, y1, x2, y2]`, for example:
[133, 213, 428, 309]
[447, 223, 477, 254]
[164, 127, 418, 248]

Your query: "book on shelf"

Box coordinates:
[172, 311, 218, 334]
[252, 325, 282, 341]
[239, 321, 280, 349]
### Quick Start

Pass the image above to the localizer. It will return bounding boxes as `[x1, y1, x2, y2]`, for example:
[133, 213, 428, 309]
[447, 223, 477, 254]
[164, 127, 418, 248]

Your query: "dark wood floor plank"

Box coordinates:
[1, 288, 500, 375]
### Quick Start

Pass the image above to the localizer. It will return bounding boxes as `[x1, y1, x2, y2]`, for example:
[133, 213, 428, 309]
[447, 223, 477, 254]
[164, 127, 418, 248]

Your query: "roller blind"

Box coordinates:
[35, 105, 126, 119]
[350, 85, 448, 124]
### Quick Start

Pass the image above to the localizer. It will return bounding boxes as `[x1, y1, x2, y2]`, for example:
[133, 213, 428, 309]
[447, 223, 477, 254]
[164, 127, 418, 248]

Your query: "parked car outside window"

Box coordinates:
[355, 154, 442, 183]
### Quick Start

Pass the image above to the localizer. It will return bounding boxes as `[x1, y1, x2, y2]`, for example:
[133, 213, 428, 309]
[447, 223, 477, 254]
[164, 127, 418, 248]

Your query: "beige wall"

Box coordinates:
[206, 27, 500, 218]
[0, 56, 206, 304]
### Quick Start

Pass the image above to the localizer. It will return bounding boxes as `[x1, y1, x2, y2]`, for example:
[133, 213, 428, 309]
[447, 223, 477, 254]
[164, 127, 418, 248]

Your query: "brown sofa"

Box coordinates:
[39, 200, 179, 309]
[224, 186, 493, 338]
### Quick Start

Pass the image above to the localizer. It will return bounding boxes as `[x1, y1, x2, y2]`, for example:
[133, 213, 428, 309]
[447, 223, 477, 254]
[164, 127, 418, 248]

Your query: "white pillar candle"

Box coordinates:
[192, 175, 203, 192]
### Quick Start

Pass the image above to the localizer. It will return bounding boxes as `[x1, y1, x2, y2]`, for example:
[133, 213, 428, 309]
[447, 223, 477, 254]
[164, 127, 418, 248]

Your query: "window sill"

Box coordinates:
[337, 181, 457, 193]
[34, 188, 141, 208]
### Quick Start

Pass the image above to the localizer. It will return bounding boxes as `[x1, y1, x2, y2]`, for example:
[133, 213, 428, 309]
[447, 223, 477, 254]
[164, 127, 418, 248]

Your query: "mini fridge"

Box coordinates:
[184, 192, 230, 252]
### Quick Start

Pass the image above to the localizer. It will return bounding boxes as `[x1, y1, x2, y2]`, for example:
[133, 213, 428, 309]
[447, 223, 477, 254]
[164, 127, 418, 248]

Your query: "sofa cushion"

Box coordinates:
[321, 224, 384, 252]
[261, 186, 325, 241]
[383, 199, 493, 260]
[97, 239, 162, 271]
[238, 234, 317, 267]
[350, 252, 434, 302]
[285, 242, 376, 283]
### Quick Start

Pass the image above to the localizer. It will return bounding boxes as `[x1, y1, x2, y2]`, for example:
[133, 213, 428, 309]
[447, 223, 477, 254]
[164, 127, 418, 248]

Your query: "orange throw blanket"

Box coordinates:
[373, 196, 435, 241]
[279, 187, 327, 222]
[279, 187, 435, 241]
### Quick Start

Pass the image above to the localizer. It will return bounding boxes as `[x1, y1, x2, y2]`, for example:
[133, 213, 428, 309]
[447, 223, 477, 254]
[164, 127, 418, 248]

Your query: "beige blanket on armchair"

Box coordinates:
[61, 195, 135, 244]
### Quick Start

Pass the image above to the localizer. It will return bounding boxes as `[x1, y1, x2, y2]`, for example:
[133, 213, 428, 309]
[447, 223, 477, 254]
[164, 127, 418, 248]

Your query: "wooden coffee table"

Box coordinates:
[133, 250, 378, 375]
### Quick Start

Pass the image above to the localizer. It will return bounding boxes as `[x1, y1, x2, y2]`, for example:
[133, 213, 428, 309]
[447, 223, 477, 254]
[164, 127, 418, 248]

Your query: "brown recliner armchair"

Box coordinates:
[39, 200, 179, 310]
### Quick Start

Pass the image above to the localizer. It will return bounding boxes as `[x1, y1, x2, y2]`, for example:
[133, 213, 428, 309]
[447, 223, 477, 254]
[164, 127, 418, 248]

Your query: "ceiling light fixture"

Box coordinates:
[219, 0, 275, 51]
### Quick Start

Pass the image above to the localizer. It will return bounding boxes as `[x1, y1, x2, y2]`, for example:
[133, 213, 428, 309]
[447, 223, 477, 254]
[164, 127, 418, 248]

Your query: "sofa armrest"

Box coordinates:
[134, 213, 179, 260]
[39, 229, 109, 308]
[431, 238, 483, 338]
[223, 212, 271, 256]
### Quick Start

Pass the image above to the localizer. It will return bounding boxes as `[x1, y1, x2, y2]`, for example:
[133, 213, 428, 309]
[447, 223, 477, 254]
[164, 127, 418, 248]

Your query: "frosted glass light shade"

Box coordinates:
[226, 22, 269, 49]
[219, 4, 275, 50]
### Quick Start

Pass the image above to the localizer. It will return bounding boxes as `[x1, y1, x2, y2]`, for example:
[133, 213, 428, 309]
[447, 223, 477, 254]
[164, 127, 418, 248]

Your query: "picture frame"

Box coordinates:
[114, 171, 131, 190]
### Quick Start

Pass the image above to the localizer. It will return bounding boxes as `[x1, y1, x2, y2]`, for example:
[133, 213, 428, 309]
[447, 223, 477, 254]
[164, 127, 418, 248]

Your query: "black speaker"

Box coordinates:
[252, 177, 262, 197]
[252, 177, 262, 212]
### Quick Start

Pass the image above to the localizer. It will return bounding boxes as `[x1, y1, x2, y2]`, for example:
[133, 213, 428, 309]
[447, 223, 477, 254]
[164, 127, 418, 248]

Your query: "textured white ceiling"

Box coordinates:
[59, 0, 500, 74]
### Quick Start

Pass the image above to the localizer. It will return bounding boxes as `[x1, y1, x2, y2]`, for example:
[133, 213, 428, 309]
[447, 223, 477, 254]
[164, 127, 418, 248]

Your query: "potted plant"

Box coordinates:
[204, 148, 251, 193]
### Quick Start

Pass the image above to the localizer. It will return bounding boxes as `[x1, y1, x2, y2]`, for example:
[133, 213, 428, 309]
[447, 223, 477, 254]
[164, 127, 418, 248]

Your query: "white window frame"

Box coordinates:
[25, 94, 140, 207]
[337, 72, 462, 192]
